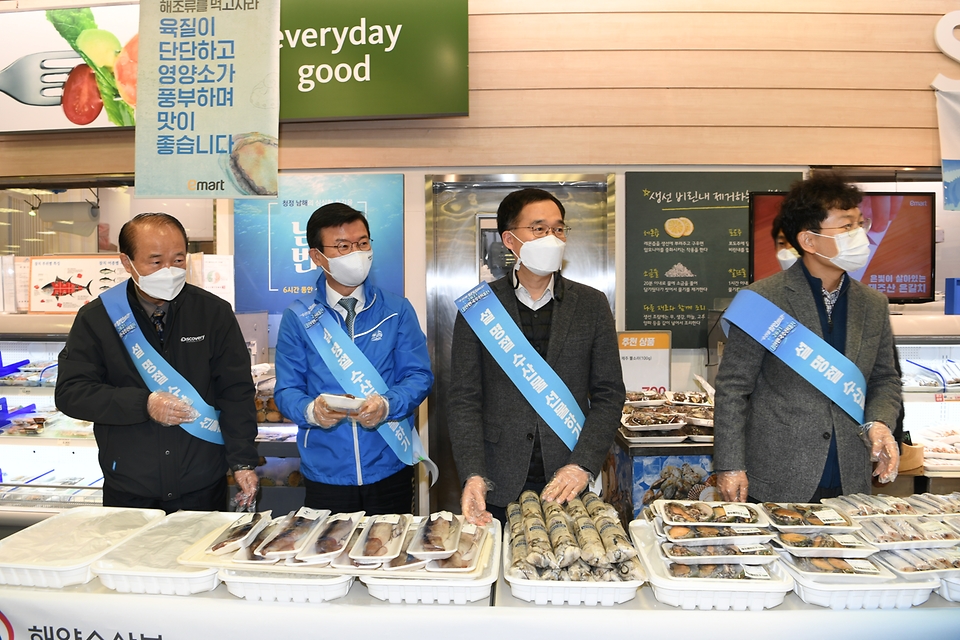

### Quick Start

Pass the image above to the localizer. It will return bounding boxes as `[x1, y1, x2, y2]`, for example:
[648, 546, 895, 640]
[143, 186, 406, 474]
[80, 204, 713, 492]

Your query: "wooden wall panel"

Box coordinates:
[1, 2, 957, 179]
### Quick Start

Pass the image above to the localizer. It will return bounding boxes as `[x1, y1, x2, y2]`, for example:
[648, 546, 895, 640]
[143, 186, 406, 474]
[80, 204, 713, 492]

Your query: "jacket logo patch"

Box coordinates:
[371, 330, 383, 341]
[180, 335, 205, 343]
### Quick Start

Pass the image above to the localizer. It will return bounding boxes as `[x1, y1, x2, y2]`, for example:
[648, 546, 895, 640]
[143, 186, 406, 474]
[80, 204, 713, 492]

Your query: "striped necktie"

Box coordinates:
[338, 297, 357, 338]
[151, 308, 165, 343]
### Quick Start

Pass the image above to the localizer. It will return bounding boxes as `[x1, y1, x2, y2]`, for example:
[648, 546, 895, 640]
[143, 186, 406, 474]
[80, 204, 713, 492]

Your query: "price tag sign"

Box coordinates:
[810, 508, 846, 525]
[831, 534, 862, 547]
[743, 565, 771, 580]
[736, 543, 767, 554]
[619, 331, 670, 393]
[847, 559, 880, 574]
[722, 504, 752, 520]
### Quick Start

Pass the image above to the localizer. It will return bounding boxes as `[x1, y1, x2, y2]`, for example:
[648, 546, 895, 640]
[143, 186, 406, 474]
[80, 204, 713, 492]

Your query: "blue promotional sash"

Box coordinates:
[100, 284, 224, 444]
[721, 289, 866, 423]
[291, 295, 437, 484]
[455, 281, 585, 450]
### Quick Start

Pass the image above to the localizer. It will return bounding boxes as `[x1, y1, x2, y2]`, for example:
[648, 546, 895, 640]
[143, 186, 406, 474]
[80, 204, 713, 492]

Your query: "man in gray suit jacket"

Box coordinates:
[715, 173, 900, 504]
[449, 188, 624, 525]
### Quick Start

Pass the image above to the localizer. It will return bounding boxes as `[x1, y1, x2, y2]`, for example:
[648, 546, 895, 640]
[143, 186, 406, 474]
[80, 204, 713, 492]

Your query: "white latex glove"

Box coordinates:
[717, 470, 749, 502]
[311, 396, 349, 428]
[233, 470, 259, 509]
[869, 422, 899, 484]
[147, 391, 199, 426]
[541, 464, 589, 504]
[461, 475, 492, 526]
[356, 393, 389, 428]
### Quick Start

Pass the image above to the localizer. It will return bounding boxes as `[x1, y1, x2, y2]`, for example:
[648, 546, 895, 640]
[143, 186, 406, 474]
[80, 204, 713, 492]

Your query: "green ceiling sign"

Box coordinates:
[279, 0, 468, 120]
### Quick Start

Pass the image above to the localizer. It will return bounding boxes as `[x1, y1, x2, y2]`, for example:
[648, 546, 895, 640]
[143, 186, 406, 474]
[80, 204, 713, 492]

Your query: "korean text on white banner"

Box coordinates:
[618, 331, 671, 394]
[135, 1, 280, 198]
[933, 10, 960, 211]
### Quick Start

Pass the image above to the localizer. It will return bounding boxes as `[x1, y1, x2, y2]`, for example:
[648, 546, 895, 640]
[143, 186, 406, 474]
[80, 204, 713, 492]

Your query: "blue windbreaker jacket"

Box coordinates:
[274, 273, 433, 485]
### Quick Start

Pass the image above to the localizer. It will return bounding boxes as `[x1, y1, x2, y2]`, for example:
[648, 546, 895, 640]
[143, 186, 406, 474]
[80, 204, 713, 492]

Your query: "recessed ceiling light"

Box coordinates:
[37, 231, 57, 235]
[23, 238, 43, 242]
[7, 188, 54, 196]
[0, 207, 21, 213]
[6, 245, 18, 248]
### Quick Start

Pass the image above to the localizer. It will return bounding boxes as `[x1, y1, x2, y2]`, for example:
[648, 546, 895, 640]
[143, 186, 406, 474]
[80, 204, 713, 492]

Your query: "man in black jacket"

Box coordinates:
[56, 213, 259, 512]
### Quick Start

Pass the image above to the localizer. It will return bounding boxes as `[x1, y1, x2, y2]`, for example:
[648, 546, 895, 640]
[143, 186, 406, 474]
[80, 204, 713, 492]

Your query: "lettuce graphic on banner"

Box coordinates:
[933, 11, 960, 211]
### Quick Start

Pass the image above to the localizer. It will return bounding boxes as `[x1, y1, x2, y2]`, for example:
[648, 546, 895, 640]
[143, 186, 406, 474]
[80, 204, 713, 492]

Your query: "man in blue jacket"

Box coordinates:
[274, 203, 433, 515]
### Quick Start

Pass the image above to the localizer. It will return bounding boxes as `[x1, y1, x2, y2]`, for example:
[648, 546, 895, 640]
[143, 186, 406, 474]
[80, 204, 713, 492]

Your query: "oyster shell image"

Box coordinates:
[223, 132, 278, 196]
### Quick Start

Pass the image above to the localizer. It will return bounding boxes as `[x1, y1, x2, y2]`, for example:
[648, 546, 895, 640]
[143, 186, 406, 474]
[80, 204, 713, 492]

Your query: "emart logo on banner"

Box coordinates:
[932, 11, 960, 211]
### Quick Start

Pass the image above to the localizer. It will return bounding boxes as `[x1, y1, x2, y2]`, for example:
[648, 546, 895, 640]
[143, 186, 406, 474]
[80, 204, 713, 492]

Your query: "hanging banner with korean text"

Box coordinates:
[135, 0, 280, 198]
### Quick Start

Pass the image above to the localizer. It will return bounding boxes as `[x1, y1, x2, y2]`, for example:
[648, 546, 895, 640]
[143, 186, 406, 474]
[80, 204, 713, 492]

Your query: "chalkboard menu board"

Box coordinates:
[625, 171, 801, 348]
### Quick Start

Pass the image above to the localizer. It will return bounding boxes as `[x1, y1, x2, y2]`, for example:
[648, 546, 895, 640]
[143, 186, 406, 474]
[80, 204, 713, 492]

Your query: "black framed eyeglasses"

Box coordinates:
[509, 224, 572, 239]
[320, 239, 372, 255]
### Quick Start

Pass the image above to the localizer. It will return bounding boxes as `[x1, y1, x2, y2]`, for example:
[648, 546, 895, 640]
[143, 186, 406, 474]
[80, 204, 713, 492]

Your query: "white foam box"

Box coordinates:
[783, 560, 939, 610]
[360, 520, 501, 604]
[219, 569, 353, 603]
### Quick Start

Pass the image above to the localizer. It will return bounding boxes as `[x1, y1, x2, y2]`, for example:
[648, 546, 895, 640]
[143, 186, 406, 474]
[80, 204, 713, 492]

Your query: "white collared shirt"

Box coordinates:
[513, 270, 555, 311]
[325, 281, 367, 319]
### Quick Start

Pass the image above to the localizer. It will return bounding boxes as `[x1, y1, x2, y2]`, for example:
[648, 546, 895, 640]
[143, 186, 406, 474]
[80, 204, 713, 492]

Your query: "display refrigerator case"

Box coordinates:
[891, 314, 960, 494]
[0, 315, 102, 526]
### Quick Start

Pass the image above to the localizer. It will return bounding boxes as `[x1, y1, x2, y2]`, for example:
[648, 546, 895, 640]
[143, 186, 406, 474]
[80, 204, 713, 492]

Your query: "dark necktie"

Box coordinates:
[338, 297, 357, 338]
[152, 308, 165, 342]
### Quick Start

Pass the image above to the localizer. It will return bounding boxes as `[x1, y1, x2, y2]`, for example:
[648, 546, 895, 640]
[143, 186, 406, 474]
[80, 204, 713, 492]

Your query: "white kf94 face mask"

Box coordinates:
[511, 233, 566, 277]
[322, 249, 373, 287]
[131, 264, 187, 301]
[777, 247, 800, 271]
[808, 226, 870, 273]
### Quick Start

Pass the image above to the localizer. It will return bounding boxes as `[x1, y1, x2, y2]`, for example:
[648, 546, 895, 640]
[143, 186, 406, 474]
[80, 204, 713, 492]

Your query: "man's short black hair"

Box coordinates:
[496, 188, 565, 236]
[306, 203, 371, 251]
[779, 172, 862, 255]
[118, 212, 188, 259]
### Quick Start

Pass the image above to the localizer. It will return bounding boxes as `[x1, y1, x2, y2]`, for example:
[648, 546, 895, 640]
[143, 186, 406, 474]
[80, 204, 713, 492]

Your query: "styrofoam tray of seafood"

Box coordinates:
[502, 491, 645, 605]
[664, 391, 711, 405]
[92, 511, 231, 595]
[660, 541, 778, 565]
[632, 521, 793, 611]
[653, 500, 770, 528]
[361, 520, 500, 604]
[773, 531, 878, 558]
[406, 510, 462, 559]
[624, 390, 667, 407]
[778, 551, 894, 584]
[618, 427, 686, 444]
[259, 507, 333, 560]
[856, 517, 960, 550]
[0, 507, 164, 588]
[620, 411, 685, 431]
[761, 502, 861, 533]
[219, 568, 353, 602]
[936, 576, 960, 602]
[656, 519, 775, 547]
[821, 494, 924, 519]
[294, 511, 363, 564]
[178, 513, 488, 580]
[781, 559, 939, 610]
[874, 548, 960, 579]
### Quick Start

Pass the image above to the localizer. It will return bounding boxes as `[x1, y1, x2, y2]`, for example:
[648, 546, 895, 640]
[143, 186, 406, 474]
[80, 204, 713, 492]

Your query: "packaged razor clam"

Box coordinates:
[822, 495, 882, 518]
[858, 519, 906, 544]
[296, 511, 363, 563]
[349, 514, 410, 563]
[903, 494, 946, 516]
[887, 518, 926, 542]
[255, 507, 328, 559]
[920, 493, 960, 514]
[407, 510, 462, 559]
[873, 494, 920, 516]
[205, 511, 271, 555]
[915, 547, 960, 569]
[233, 516, 284, 565]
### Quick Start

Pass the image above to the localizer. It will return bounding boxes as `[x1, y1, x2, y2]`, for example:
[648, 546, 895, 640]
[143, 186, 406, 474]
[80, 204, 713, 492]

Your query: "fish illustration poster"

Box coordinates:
[134, 1, 280, 198]
[30, 256, 129, 313]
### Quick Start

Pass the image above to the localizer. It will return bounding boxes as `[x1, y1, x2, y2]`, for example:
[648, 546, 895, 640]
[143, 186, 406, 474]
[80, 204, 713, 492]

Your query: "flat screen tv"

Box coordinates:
[749, 191, 936, 304]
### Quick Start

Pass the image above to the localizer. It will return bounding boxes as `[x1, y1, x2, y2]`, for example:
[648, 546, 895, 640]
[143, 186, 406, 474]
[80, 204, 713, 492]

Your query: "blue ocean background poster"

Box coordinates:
[234, 173, 404, 342]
